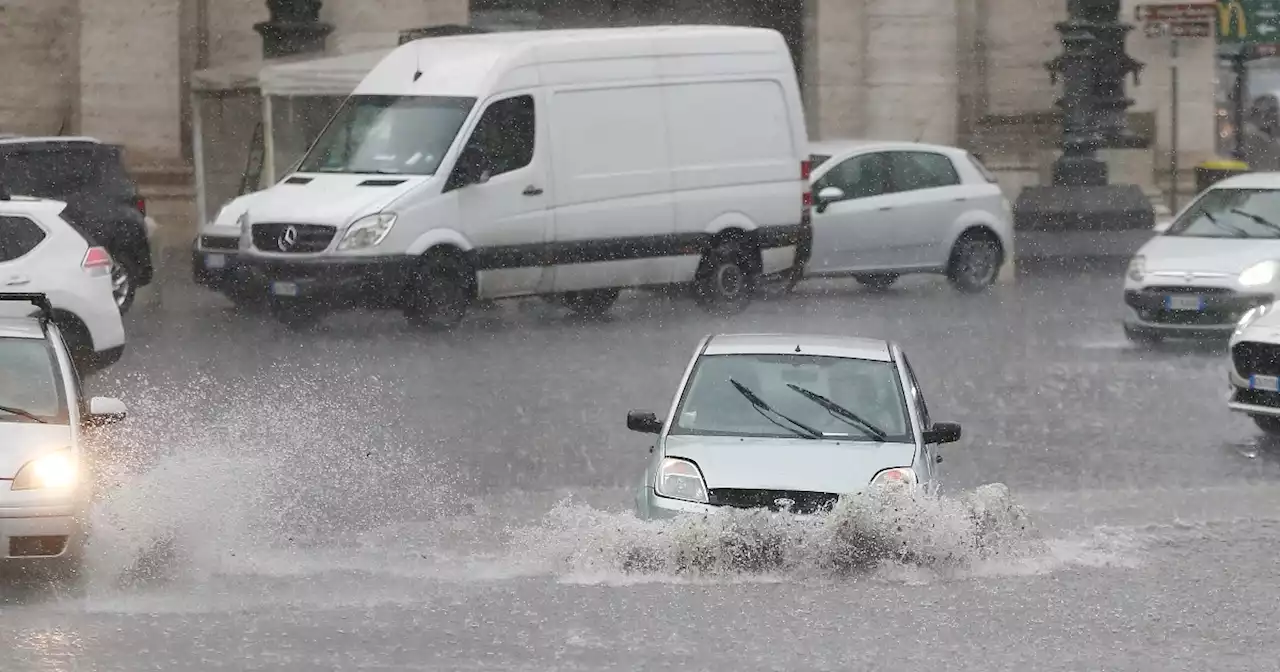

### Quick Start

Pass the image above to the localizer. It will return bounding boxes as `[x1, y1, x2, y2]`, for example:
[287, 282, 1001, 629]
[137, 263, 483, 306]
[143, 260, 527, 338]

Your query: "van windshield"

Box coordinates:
[297, 95, 476, 176]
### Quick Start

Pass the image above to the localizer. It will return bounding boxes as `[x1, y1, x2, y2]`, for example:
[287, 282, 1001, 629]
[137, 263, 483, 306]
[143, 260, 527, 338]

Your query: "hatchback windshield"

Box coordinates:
[297, 95, 476, 176]
[0, 336, 67, 423]
[671, 353, 912, 442]
[1164, 188, 1280, 239]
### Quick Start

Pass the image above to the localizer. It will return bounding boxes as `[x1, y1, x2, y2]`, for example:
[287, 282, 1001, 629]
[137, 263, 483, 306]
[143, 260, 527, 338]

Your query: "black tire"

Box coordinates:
[1253, 415, 1280, 435]
[404, 251, 472, 330]
[561, 288, 620, 318]
[110, 254, 140, 314]
[694, 236, 758, 314]
[269, 301, 323, 330]
[1123, 324, 1163, 346]
[946, 230, 1003, 293]
[855, 273, 899, 292]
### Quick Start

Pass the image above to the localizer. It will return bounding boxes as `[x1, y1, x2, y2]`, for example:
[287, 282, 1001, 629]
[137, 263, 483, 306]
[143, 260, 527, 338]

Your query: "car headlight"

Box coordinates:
[870, 467, 918, 488]
[11, 450, 77, 491]
[1237, 303, 1273, 334]
[655, 457, 709, 504]
[1126, 255, 1146, 282]
[1239, 261, 1280, 287]
[337, 213, 397, 251]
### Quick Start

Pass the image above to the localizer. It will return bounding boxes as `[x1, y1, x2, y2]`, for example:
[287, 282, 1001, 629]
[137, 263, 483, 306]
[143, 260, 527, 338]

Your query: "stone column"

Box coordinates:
[863, 0, 961, 144]
[0, 0, 78, 136]
[804, 0, 868, 139]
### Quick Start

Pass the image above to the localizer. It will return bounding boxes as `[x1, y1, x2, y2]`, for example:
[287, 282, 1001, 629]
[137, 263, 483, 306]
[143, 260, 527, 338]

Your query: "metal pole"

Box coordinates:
[1233, 50, 1248, 160]
[1170, 36, 1180, 212]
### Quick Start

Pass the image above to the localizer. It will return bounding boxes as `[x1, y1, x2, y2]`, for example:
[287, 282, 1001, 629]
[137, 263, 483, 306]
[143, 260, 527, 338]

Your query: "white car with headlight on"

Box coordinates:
[1228, 301, 1280, 434]
[0, 293, 127, 579]
[1123, 173, 1280, 344]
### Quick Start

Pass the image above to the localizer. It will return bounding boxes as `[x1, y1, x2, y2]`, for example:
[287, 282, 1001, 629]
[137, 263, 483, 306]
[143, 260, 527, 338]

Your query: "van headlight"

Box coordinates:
[337, 213, 397, 251]
[11, 450, 77, 491]
[1127, 255, 1146, 282]
[1239, 261, 1280, 287]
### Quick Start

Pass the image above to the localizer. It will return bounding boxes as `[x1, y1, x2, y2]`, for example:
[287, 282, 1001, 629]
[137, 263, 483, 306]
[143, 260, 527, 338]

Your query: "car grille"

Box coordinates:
[250, 223, 335, 253]
[1143, 309, 1238, 326]
[1142, 286, 1235, 295]
[707, 488, 840, 515]
[199, 235, 238, 251]
[1233, 341, 1280, 377]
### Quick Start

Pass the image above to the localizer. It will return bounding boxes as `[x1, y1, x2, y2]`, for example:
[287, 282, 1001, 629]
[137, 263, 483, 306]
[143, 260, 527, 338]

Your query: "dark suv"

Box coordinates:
[0, 136, 153, 312]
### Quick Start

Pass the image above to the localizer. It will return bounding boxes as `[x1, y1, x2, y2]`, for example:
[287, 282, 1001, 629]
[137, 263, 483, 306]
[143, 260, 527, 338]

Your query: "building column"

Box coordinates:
[804, 0, 868, 139]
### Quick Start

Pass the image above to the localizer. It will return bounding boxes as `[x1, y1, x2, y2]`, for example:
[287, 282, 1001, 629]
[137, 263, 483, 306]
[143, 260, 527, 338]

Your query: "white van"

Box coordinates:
[223, 26, 810, 328]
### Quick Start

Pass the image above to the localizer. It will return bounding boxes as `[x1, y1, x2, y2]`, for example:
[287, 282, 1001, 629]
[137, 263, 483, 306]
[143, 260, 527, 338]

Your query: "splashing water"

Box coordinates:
[504, 483, 1045, 581]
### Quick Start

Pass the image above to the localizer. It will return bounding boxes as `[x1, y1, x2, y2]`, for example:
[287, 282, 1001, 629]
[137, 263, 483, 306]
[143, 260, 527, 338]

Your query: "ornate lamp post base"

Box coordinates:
[254, 0, 334, 58]
[1012, 0, 1155, 263]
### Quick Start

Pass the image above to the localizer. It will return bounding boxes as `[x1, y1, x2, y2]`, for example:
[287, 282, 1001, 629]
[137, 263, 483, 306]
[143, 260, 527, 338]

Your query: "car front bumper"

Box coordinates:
[238, 255, 414, 307]
[1123, 287, 1273, 337]
[0, 503, 83, 561]
[192, 234, 242, 289]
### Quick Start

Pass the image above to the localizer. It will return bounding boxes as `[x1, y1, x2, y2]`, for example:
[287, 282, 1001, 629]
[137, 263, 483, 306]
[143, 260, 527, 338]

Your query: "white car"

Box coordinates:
[1123, 173, 1280, 344]
[0, 194, 126, 370]
[0, 294, 127, 577]
[778, 140, 1013, 293]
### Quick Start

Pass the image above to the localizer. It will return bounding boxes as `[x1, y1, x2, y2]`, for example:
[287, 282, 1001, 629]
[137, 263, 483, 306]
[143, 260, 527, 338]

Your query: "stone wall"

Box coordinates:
[0, 0, 78, 136]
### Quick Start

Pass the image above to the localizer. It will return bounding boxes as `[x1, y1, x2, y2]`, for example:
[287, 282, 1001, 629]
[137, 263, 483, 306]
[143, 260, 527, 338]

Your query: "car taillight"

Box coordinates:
[136, 198, 147, 217]
[801, 159, 812, 208]
[82, 246, 112, 276]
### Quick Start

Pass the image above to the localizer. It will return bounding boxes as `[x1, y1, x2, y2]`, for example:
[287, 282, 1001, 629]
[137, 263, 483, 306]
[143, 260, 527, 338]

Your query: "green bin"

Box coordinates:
[1194, 159, 1249, 194]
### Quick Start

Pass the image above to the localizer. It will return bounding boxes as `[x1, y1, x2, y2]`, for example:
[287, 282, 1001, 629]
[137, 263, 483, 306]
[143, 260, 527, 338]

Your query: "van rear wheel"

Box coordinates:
[405, 252, 471, 330]
[694, 238, 757, 314]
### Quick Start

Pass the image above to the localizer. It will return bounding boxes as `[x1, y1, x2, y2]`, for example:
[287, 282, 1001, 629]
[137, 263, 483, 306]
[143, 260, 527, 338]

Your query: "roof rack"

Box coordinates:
[0, 293, 53, 322]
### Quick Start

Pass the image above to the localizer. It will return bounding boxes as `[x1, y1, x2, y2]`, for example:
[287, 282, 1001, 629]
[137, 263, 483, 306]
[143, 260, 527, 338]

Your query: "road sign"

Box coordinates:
[1138, 3, 1217, 38]
[1216, 0, 1280, 44]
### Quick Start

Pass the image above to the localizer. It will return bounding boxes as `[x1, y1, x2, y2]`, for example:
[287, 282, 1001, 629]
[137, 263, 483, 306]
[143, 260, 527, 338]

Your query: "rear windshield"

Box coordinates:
[298, 95, 476, 176]
[966, 153, 999, 184]
[0, 336, 68, 423]
[0, 144, 127, 197]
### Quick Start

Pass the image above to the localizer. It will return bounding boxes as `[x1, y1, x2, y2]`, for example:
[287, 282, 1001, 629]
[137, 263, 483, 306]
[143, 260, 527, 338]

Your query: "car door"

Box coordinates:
[808, 151, 898, 273]
[447, 92, 552, 299]
[885, 151, 968, 268]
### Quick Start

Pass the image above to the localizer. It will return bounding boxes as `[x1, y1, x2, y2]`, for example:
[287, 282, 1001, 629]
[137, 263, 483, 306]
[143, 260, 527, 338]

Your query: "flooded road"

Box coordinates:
[4, 267, 1279, 671]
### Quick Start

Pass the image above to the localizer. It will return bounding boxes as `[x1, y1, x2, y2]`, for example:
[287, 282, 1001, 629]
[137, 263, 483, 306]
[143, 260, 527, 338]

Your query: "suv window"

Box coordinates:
[0, 147, 104, 197]
[0, 215, 48, 262]
[462, 94, 536, 178]
[890, 151, 960, 191]
[813, 152, 892, 201]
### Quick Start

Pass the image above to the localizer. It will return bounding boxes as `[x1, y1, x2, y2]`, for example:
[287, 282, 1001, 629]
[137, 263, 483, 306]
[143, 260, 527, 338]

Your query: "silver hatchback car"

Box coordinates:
[629, 333, 962, 520]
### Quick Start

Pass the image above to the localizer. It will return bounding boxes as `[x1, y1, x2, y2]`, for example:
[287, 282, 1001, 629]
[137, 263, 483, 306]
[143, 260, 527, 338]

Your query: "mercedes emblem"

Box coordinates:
[277, 225, 299, 252]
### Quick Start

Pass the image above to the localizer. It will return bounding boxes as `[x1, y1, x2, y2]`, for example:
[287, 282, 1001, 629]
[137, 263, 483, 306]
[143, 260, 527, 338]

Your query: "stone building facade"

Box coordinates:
[0, 0, 1218, 250]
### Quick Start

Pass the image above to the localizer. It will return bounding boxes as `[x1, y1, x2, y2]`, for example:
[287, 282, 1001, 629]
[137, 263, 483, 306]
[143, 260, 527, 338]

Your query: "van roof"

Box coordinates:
[356, 25, 790, 97]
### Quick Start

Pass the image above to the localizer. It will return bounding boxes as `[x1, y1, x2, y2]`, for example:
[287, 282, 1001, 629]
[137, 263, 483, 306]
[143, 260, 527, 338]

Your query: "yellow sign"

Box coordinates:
[1220, 0, 1247, 40]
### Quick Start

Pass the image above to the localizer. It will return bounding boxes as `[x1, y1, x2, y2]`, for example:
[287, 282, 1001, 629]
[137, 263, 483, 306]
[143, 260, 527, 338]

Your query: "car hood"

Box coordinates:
[0, 423, 73, 478]
[662, 434, 917, 494]
[1138, 235, 1280, 274]
[236, 173, 430, 228]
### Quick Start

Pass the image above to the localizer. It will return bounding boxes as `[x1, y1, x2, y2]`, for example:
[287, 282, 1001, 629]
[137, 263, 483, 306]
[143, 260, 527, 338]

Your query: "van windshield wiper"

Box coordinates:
[785, 384, 888, 442]
[0, 404, 47, 424]
[729, 379, 822, 440]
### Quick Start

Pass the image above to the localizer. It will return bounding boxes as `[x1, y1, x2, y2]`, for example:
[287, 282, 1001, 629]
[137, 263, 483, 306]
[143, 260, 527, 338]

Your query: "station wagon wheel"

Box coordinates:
[946, 231, 1002, 293]
[694, 237, 757, 314]
[855, 273, 898, 292]
[405, 251, 471, 330]
[561, 288, 620, 318]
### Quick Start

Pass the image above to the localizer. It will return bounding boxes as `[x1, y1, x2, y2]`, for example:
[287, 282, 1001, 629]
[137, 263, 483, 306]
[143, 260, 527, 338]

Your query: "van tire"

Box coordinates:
[405, 251, 471, 330]
[694, 237, 757, 314]
[562, 289, 620, 318]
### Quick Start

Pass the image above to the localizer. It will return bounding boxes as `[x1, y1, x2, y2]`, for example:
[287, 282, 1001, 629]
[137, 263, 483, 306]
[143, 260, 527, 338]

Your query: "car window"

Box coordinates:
[813, 152, 892, 201]
[461, 94, 536, 178]
[0, 215, 48, 263]
[0, 336, 68, 423]
[670, 353, 913, 442]
[1164, 188, 1280, 239]
[890, 151, 961, 191]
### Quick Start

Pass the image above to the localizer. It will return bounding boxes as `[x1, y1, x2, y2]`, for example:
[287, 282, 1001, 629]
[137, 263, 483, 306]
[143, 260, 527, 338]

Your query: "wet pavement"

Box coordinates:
[4, 266, 1280, 671]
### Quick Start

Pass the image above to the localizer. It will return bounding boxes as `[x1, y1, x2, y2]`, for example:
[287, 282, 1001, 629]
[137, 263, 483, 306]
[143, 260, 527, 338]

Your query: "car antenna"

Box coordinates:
[795, 344, 801, 353]
[412, 43, 423, 82]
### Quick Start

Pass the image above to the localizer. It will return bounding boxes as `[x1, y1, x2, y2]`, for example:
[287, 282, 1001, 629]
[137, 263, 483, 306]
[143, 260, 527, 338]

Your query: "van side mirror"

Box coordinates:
[922, 421, 961, 445]
[447, 145, 492, 190]
[814, 186, 845, 213]
[626, 410, 662, 434]
[85, 396, 128, 427]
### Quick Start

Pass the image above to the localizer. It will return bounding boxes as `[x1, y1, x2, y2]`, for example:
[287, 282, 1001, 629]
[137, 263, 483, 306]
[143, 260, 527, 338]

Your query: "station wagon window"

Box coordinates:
[462, 94, 536, 178]
[0, 215, 47, 262]
[671, 353, 913, 442]
[890, 151, 960, 191]
[296, 95, 476, 176]
[813, 152, 892, 201]
[0, 336, 69, 424]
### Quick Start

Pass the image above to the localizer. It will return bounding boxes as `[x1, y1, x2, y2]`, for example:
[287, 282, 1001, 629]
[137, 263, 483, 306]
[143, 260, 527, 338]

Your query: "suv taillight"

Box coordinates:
[136, 197, 147, 217]
[83, 246, 112, 275]
[801, 159, 812, 208]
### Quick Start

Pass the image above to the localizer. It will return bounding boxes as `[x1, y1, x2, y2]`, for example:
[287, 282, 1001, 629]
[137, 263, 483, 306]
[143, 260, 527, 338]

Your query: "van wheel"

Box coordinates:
[269, 301, 323, 330]
[855, 273, 899, 292]
[1253, 415, 1280, 435]
[694, 238, 757, 314]
[405, 251, 471, 330]
[562, 289, 620, 318]
[946, 230, 1003, 293]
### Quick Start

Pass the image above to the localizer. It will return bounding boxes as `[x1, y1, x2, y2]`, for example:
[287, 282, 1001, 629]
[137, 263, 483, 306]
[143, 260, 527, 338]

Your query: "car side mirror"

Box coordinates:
[814, 186, 845, 213]
[626, 410, 662, 434]
[85, 396, 127, 427]
[923, 421, 961, 445]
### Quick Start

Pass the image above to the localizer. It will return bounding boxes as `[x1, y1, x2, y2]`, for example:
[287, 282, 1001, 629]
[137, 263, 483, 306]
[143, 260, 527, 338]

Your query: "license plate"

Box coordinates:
[205, 253, 226, 269]
[271, 281, 299, 297]
[1164, 295, 1204, 311]
[1250, 375, 1280, 392]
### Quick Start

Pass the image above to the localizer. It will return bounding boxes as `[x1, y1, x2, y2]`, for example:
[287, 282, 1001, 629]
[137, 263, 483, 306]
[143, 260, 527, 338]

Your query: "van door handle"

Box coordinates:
[523, 185, 544, 196]
[4, 275, 29, 286]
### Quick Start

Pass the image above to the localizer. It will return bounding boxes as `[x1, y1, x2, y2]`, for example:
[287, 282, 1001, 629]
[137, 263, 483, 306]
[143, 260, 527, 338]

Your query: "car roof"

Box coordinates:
[701, 333, 895, 362]
[809, 138, 963, 157]
[1210, 171, 1280, 190]
[0, 316, 47, 340]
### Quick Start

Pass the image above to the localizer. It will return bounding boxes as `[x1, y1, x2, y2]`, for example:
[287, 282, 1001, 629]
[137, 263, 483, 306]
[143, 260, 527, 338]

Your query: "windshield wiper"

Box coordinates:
[1230, 209, 1280, 237]
[0, 404, 47, 424]
[1197, 211, 1251, 238]
[785, 384, 888, 442]
[729, 379, 823, 440]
